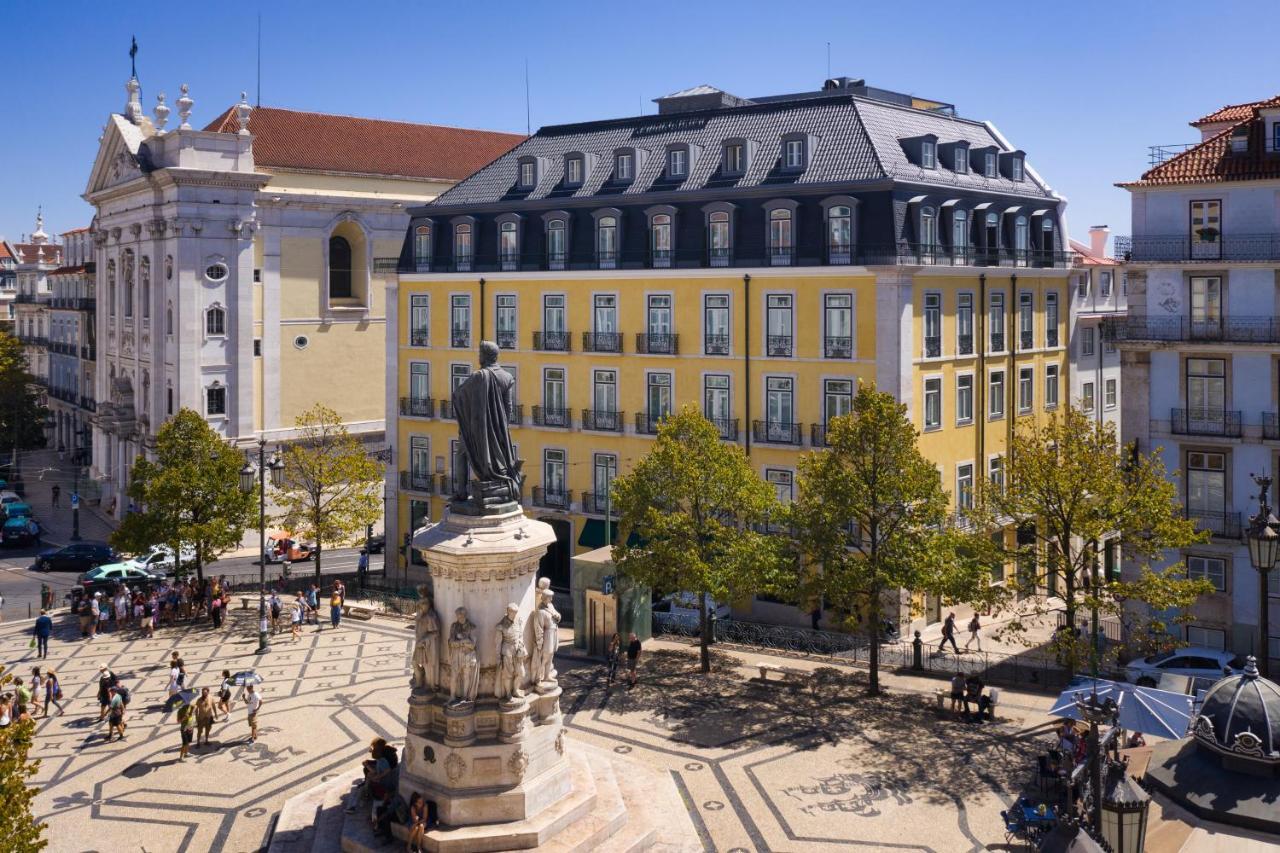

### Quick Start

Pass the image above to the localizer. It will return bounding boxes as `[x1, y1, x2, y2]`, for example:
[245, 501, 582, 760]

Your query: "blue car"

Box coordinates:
[1, 516, 34, 545]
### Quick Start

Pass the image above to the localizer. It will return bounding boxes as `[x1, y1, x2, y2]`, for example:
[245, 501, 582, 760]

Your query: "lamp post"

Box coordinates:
[1098, 761, 1150, 853]
[1244, 473, 1278, 678]
[240, 438, 284, 655]
[1073, 690, 1118, 833]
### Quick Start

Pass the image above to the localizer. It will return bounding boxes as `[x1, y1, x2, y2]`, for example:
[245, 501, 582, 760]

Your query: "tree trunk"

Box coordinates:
[1062, 534, 1077, 678]
[314, 540, 323, 584]
[867, 588, 882, 695]
[698, 590, 711, 674]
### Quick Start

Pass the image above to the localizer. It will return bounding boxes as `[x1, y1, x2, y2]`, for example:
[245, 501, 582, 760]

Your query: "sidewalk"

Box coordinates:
[915, 597, 1067, 656]
[14, 448, 117, 547]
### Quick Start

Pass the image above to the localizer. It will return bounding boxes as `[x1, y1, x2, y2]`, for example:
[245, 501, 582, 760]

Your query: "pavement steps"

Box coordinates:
[269, 770, 357, 853]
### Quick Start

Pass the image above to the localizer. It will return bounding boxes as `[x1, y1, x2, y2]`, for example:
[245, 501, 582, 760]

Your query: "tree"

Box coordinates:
[973, 406, 1211, 676]
[788, 384, 995, 695]
[274, 404, 382, 583]
[612, 406, 787, 673]
[0, 331, 47, 455]
[112, 409, 255, 583]
[0, 666, 46, 851]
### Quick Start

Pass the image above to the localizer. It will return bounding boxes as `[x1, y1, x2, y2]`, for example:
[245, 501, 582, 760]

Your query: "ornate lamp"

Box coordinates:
[1245, 474, 1279, 677]
[268, 452, 285, 488]
[1098, 762, 1150, 853]
[239, 460, 256, 494]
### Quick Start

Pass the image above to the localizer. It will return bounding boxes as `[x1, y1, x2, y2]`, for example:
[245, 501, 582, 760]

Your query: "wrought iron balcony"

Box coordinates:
[768, 247, 794, 266]
[582, 332, 622, 353]
[507, 403, 523, 426]
[1265, 412, 1280, 440]
[1102, 315, 1280, 345]
[636, 333, 678, 355]
[496, 329, 518, 350]
[924, 337, 941, 358]
[1020, 330, 1034, 350]
[14, 293, 37, 304]
[450, 328, 471, 348]
[532, 486, 572, 510]
[596, 250, 618, 270]
[440, 400, 456, 420]
[81, 345, 96, 361]
[79, 396, 96, 412]
[709, 416, 739, 442]
[1114, 233, 1280, 263]
[824, 336, 853, 359]
[752, 420, 802, 445]
[581, 491, 619, 516]
[374, 257, 402, 273]
[399, 471, 436, 494]
[1046, 330, 1059, 348]
[990, 332, 1006, 352]
[708, 247, 733, 268]
[1170, 407, 1242, 438]
[533, 331, 571, 352]
[860, 244, 1071, 269]
[957, 334, 974, 355]
[532, 406, 570, 428]
[635, 411, 667, 435]
[827, 242, 853, 265]
[649, 248, 673, 269]
[409, 329, 430, 347]
[766, 335, 793, 357]
[582, 409, 623, 432]
[399, 396, 436, 419]
[810, 424, 833, 447]
[704, 334, 730, 355]
[1185, 508, 1241, 539]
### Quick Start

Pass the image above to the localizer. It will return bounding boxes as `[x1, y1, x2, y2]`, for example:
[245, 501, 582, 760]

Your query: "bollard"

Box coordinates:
[912, 630, 923, 670]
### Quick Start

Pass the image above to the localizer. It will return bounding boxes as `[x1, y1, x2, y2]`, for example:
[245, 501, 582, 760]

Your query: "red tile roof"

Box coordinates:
[1069, 238, 1118, 266]
[202, 106, 525, 182]
[11, 243, 62, 265]
[1124, 101, 1280, 187]
[1190, 99, 1270, 127]
[0, 242, 13, 262]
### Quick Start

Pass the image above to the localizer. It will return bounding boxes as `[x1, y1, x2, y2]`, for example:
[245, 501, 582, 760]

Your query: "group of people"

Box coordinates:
[352, 737, 436, 852]
[75, 575, 238, 640]
[948, 672, 996, 722]
[604, 632, 643, 689]
[261, 580, 347, 639]
[938, 611, 984, 654]
[0, 666, 64, 728]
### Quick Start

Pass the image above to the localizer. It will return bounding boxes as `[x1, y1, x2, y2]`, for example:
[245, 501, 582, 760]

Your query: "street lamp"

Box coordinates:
[70, 426, 90, 541]
[240, 438, 285, 655]
[1098, 762, 1150, 853]
[1244, 473, 1278, 678]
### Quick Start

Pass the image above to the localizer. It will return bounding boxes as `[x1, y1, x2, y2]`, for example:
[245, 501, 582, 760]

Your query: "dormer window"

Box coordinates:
[1231, 126, 1249, 154]
[723, 142, 744, 175]
[565, 154, 585, 186]
[921, 140, 936, 169]
[518, 157, 538, 189]
[413, 224, 432, 271]
[497, 215, 521, 271]
[615, 151, 633, 182]
[954, 147, 968, 174]
[784, 139, 804, 169]
[985, 151, 998, 178]
[1011, 157, 1024, 181]
[667, 147, 688, 178]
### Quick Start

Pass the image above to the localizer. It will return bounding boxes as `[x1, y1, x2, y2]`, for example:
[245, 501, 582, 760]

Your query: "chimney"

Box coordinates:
[1089, 225, 1109, 258]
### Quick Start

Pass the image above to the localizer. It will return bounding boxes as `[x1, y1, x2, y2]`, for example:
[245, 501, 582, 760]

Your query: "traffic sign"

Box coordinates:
[70, 494, 80, 509]
[602, 575, 615, 595]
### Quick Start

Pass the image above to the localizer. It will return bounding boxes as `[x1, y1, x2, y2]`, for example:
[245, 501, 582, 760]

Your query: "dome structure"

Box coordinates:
[1192, 656, 1280, 776]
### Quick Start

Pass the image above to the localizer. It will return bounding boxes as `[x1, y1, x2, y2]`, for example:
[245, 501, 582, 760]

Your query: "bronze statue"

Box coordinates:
[452, 341, 524, 511]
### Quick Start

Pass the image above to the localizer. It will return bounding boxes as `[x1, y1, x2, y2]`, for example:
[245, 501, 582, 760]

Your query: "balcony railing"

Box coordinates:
[399, 396, 436, 419]
[1186, 508, 1241, 539]
[635, 411, 668, 435]
[409, 329, 429, 347]
[14, 293, 37, 304]
[582, 332, 623, 353]
[924, 337, 941, 358]
[1170, 407, 1242, 438]
[636, 333, 678, 355]
[957, 334, 973, 355]
[49, 341, 76, 356]
[767, 335, 793, 357]
[533, 331, 571, 352]
[752, 420, 802, 445]
[507, 403, 524, 426]
[1020, 330, 1034, 350]
[827, 242, 853, 265]
[810, 424, 832, 447]
[1265, 412, 1280, 441]
[532, 486, 572, 510]
[710, 416, 739, 441]
[704, 334, 730, 356]
[450, 328, 471, 348]
[1102, 315, 1280, 345]
[496, 329, 518, 349]
[581, 491, 619, 516]
[824, 336, 853, 359]
[399, 471, 436, 494]
[532, 406, 570, 428]
[582, 409, 623, 432]
[440, 400, 456, 420]
[1114, 233, 1280, 263]
[990, 333, 1005, 352]
[81, 345, 96, 361]
[1046, 331, 1059, 348]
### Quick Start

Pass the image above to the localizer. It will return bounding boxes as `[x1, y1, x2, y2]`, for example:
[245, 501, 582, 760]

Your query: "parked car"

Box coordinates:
[0, 490, 20, 507]
[365, 533, 386, 554]
[128, 544, 196, 575]
[4, 501, 33, 520]
[36, 541, 118, 573]
[80, 563, 165, 585]
[1124, 646, 1244, 686]
[657, 592, 731, 629]
[2, 516, 36, 545]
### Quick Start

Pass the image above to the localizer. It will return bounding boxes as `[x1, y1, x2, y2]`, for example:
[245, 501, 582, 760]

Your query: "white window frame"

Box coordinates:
[1081, 326, 1095, 357]
[1011, 157, 1024, 181]
[615, 152, 633, 181]
[784, 139, 805, 169]
[956, 373, 974, 425]
[1045, 364, 1060, 409]
[1081, 381, 1095, 412]
[206, 383, 227, 417]
[1105, 378, 1117, 409]
[956, 462, 974, 510]
[921, 140, 936, 169]
[668, 148, 687, 178]
[1186, 555, 1226, 592]
[989, 370, 1006, 419]
[1018, 367, 1034, 414]
[954, 147, 968, 174]
[984, 151, 998, 178]
[923, 375, 942, 430]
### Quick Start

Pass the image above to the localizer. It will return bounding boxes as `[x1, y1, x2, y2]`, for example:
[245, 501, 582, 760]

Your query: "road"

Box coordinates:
[0, 545, 385, 625]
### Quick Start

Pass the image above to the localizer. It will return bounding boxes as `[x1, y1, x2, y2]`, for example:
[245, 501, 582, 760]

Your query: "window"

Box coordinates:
[1081, 326, 1095, 356]
[499, 221, 519, 270]
[454, 223, 473, 271]
[650, 214, 673, 267]
[519, 160, 536, 188]
[328, 236, 352, 298]
[1077, 274, 1089, 299]
[989, 371, 1005, 419]
[592, 369, 617, 417]
[1105, 379, 1117, 409]
[824, 204, 854, 265]
[615, 151, 633, 182]
[1187, 452, 1226, 523]
[544, 449, 567, 496]
[166, 302, 173, 336]
[566, 156, 583, 185]
[409, 362, 430, 401]
[253, 338, 262, 357]
[450, 364, 471, 398]
[823, 379, 853, 427]
[766, 469, 794, 503]
[923, 292, 941, 357]
[167, 385, 173, 415]
[765, 376, 795, 428]
[205, 305, 226, 337]
[593, 454, 617, 507]
[1045, 364, 1060, 409]
[543, 294, 566, 334]
[1190, 277, 1222, 326]
[769, 208, 793, 264]
[1018, 292, 1033, 349]
[956, 463, 974, 510]
[1081, 381, 1095, 412]
[206, 383, 226, 416]
[123, 250, 134, 318]
[1186, 357, 1225, 417]
[984, 151, 997, 178]
[1018, 367, 1034, 413]
[592, 294, 617, 350]
[1014, 215, 1029, 263]
[951, 209, 968, 260]
[924, 377, 942, 429]
[546, 219, 566, 269]
[597, 216, 618, 268]
[495, 294, 516, 349]
[1187, 625, 1226, 651]
[708, 211, 731, 265]
[784, 138, 805, 169]
[140, 257, 150, 319]
[1045, 292, 1059, 347]
[1011, 157, 1024, 181]
[647, 373, 672, 422]
[956, 374, 973, 424]
[542, 368, 567, 425]
[704, 294, 730, 354]
[1099, 271, 1112, 298]
[647, 294, 673, 350]
[921, 140, 936, 169]
[450, 295, 471, 348]
[723, 142, 744, 174]
[989, 456, 1004, 491]
[667, 148, 687, 178]
[824, 293, 853, 358]
[957, 293, 973, 355]
[204, 262, 228, 282]
[409, 294, 429, 346]
[1190, 200, 1221, 245]
[954, 147, 968, 174]
[704, 374, 731, 431]
[920, 207, 937, 254]
[766, 294, 793, 356]
[414, 225, 432, 269]
[989, 292, 1005, 352]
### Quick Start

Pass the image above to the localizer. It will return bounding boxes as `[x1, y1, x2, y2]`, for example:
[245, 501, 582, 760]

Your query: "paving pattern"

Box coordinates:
[1, 611, 1060, 852]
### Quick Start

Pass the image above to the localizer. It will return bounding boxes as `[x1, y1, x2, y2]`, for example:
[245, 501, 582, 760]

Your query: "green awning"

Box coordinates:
[578, 520, 642, 549]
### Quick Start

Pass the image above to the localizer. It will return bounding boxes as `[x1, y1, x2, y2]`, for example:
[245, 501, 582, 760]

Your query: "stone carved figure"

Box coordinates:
[411, 586, 441, 691]
[452, 341, 524, 511]
[447, 607, 480, 705]
[530, 588, 560, 689]
[494, 603, 528, 703]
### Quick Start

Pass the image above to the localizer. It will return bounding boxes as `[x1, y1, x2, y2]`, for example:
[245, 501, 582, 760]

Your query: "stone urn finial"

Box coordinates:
[153, 92, 170, 133]
[236, 91, 252, 135]
[177, 84, 193, 130]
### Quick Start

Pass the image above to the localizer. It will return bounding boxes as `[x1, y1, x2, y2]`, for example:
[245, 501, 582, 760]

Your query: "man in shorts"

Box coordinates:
[107, 686, 127, 742]
[243, 682, 262, 743]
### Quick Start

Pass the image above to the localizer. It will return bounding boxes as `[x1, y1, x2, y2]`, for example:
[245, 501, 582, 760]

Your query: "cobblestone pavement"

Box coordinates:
[1, 610, 1061, 853]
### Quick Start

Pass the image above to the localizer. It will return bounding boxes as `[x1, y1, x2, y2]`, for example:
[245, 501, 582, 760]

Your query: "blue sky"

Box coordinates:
[2, 1, 1277, 249]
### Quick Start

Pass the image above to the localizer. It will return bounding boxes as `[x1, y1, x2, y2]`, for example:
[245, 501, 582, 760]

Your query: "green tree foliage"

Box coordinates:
[788, 384, 996, 695]
[612, 406, 787, 673]
[0, 666, 46, 851]
[274, 404, 382, 582]
[973, 406, 1211, 675]
[0, 330, 47, 454]
[112, 409, 255, 583]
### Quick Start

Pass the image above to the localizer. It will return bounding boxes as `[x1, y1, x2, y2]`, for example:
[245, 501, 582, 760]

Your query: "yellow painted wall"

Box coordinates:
[262, 170, 452, 203]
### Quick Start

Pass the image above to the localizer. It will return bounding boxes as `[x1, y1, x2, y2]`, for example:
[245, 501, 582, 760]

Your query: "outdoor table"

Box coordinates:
[1021, 801, 1057, 827]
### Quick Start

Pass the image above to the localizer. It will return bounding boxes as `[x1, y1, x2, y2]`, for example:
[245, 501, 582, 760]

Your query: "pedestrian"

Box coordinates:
[107, 686, 127, 741]
[217, 669, 235, 720]
[51, 484, 60, 507]
[15, 678, 34, 718]
[810, 604, 822, 631]
[329, 582, 344, 629]
[96, 592, 109, 635]
[949, 672, 965, 713]
[26, 517, 41, 545]
[43, 669, 64, 716]
[40, 583, 51, 611]
[605, 632, 621, 688]
[28, 668, 44, 717]
[964, 613, 982, 652]
[307, 583, 320, 627]
[164, 656, 184, 711]
[358, 549, 369, 576]
[938, 612, 960, 654]
[114, 590, 128, 627]
[243, 683, 262, 743]
[290, 593, 307, 641]
[176, 701, 194, 759]
[32, 609, 53, 659]
[96, 664, 118, 721]
[144, 593, 157, 638]
[210, 591, 223, 630]
[194, 687, 215, 746]
[89, 593, 102, 639]
[625, 632, 642, 688]
[406, 791, 428, 853]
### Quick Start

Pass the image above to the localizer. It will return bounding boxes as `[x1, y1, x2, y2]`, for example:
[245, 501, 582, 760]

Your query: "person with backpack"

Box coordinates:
[43, 669, 64, 716]
[107, 685, 127, 741]
[964, 613, 983, 652]
[938, 612, 960, 654]
[164, 654, 185, 711]
[210, 592, 223, 630]
[269, 592, 283, 635]
[96, 664, 118, 721]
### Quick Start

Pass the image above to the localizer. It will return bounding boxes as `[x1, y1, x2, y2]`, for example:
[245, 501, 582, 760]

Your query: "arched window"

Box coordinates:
[984, 211, 1000, 257]
[413, 225, 431, 270]
[140, 256, 151, 319]
[206, 305, 226, 337]
[1015, 215, 1030, 263]
[1041, 219, 1054, 251]
[597, 216, 618, 269]
[769, 208, 793, 264]
[546, 219, 566, 269]
[828, 205, 852, 262]
[952, 209, 968, 263]
[166, 302, 174, 336]
[454, 223, 473, 272]
[499, 221, 519, 270]
[650, 214, 672, 268]
[708, 211, 731, 266]
[328, 235, 352, 299]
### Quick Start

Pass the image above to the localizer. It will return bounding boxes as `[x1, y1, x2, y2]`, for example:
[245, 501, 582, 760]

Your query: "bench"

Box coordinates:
[241, 597, 253, 610]
[345, 605, 373, 621]
[756, 661, 810, 683]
